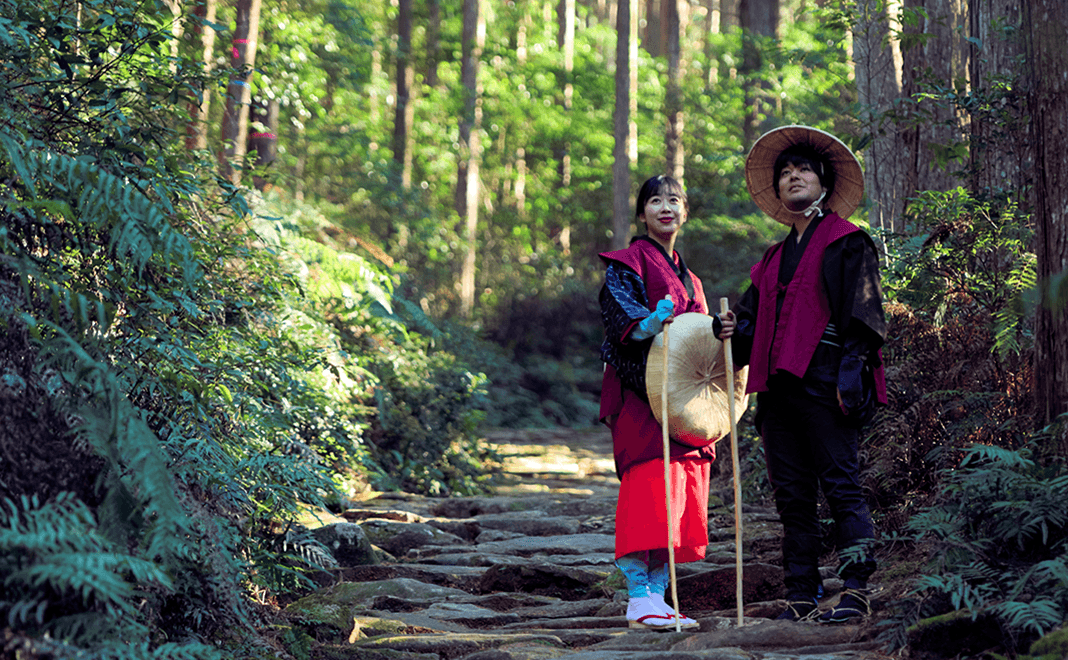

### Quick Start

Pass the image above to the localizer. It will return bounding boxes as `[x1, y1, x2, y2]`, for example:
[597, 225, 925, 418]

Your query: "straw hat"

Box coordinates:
[744, 125, 864, 224]
[646, 313, 749, 448]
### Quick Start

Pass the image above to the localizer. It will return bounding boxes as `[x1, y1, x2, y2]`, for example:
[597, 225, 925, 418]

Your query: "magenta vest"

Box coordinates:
[748, 213, 864, 394]
[599, 239, 712, 476]
[599, 239, 707, 320]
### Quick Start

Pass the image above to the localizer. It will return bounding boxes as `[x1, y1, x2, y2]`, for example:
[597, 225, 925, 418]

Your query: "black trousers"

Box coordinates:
[757, 386, 876, 599]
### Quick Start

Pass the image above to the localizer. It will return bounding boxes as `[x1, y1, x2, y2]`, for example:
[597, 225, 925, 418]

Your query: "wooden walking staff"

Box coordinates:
[720, 297, 744, 627]
[659, 295, 682, 633]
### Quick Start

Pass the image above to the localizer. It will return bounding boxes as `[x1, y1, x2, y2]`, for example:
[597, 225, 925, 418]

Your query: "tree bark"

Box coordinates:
[969, 0, 1030, 197]
[738, 0, 778, 148]
[427, 0, 441, 87]
[557, 0, 575, 254]
[394, 0, 414, 190]
[219, 0, 262, 184]
[185, 0, 217, 151]
[644, 0, 663, 57]
[457, 0, 484, 318]
[612, 0, 633, 250]
[854, 0, 909, 234]
[628, 0, 638, 162]
[720, 0, 739, 31]
[900, 0, 968, 196]
[702, 0, 721, 89]
[248, 97, 278, 191]
[664, 0, 685, 182]
[1024, 0, 1068, 438]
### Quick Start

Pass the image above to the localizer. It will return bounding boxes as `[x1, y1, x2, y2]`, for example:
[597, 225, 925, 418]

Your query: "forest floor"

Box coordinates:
[280, 426, 924, 659]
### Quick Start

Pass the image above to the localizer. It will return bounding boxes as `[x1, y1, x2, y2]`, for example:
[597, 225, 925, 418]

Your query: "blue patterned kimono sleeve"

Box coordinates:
[599, 262, 653, 396]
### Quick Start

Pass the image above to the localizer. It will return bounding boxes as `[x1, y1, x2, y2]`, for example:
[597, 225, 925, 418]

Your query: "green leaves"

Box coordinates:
[884, 188, 1035, 359]
[907, 442, 1068, 639]
[0, 493, 173, 643]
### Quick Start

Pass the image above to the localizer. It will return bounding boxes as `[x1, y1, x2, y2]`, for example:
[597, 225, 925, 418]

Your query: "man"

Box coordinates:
[717, 125, 887, 623]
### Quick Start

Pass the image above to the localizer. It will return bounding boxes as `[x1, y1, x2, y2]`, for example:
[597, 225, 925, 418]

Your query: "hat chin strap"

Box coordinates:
[781, 191, 826, 218]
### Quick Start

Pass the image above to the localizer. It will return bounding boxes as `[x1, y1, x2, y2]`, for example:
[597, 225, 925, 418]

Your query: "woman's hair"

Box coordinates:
[635, 175, 687, 221]
[772, 145, 835, 198]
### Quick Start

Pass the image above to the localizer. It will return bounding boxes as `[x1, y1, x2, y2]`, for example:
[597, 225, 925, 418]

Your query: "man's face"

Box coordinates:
[777, 160, 827, 211]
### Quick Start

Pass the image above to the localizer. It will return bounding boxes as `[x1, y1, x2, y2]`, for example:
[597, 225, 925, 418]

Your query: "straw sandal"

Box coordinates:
[775, 598, 820, 622]
[818, 588, 871, 624]
[627, 596, 680, 630]
[649, 592, 700, 630]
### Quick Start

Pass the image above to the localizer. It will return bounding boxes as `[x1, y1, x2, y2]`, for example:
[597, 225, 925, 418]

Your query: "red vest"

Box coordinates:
[599, 239, 713, 477]
[599, 239, 707, 319]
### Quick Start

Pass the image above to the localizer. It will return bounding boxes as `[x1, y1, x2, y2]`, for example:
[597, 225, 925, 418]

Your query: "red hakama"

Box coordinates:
[614, 456, 710, 562]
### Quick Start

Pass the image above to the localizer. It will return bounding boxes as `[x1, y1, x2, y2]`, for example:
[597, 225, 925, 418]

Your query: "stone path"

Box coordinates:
[283, 427, 900, 660]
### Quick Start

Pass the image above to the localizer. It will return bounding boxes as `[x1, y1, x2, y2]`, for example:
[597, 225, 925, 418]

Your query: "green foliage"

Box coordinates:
[905, 441, 1068, 644]
[0, 492, 218, 658]
[865, 187, 1037, 533]
[0, 0, 380, 656]
[250, 193, 500, 497]
[883, 188, 1035, 359]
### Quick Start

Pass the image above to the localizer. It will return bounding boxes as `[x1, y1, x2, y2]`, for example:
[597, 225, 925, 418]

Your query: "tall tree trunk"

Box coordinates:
[664, 0, 685, 182]
[515, 11, 530, 220]
[457, 0, 484, 318]
[248, 97, 278, 191]
[900, 0, 968, 196]
[854, 0, 909, 234]
[644, 0, 663, 56]
[738, 0, 778, 148]
[969, 0, 1030, 196]
[219, 0, 262, 184]
[628, 0, 639, 163]
[394, 0, 414, 190]
[720, 0, 739, 31]
[165, 0, 183, 73]
[557, 0, 575, 254]
[612, 0, 633, 250]
[703, 0, 721, 89]
[1024, 0, 1068, 438]
[427, 0, 441, 87]
[186, 0, 217, 151]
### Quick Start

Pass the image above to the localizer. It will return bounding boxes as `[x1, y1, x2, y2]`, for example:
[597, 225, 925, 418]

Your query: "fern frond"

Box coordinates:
[991, 599, 1063, 636]
[0, 131, 203, 290]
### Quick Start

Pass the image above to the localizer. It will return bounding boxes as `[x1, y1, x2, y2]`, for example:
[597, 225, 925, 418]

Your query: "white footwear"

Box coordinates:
[626, 595, 677, 630]
[649, 592, 700, 630]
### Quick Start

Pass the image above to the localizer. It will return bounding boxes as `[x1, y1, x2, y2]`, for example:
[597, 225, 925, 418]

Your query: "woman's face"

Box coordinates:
[778, 161, 827, 211]
[640, 190, 687, 241]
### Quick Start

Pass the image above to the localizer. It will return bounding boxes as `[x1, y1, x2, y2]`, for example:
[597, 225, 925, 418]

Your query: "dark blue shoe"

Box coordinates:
[775, 597, 818, 622]
[818, 588, 870, 624]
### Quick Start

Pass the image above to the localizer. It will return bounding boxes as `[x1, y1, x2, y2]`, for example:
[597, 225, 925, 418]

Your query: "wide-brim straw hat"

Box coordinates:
[646, 313, 749, 448]
[744, 125, 865, 224]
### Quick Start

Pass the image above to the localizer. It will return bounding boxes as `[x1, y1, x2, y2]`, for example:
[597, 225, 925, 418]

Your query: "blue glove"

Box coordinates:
[630, 298, 675, 341]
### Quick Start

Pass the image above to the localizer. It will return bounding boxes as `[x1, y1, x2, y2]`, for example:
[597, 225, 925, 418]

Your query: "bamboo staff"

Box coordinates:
[660, 295, 681, 633]
[721, 297, 744, 628]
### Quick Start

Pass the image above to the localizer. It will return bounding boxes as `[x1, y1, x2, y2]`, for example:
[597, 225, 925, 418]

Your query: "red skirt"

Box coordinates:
[615, 456, 711, 563]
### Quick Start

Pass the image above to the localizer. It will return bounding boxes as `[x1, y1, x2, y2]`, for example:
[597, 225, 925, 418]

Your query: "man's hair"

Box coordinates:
[772, 145, 835, 198]
[635, 175, 687, 220]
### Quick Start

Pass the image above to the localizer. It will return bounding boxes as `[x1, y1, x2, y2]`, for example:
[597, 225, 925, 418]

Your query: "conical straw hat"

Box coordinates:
[744, 124, 864, 224]
[646, 313, 749, 448]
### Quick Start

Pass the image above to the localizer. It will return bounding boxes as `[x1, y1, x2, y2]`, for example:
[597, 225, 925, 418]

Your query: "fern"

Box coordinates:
[908, 441, 1068, 641]
[991, 599, 1063, 637]
[0, 493, 173, 645]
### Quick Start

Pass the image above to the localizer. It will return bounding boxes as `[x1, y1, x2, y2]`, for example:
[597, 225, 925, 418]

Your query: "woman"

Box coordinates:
[598, 175, 719, 630]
